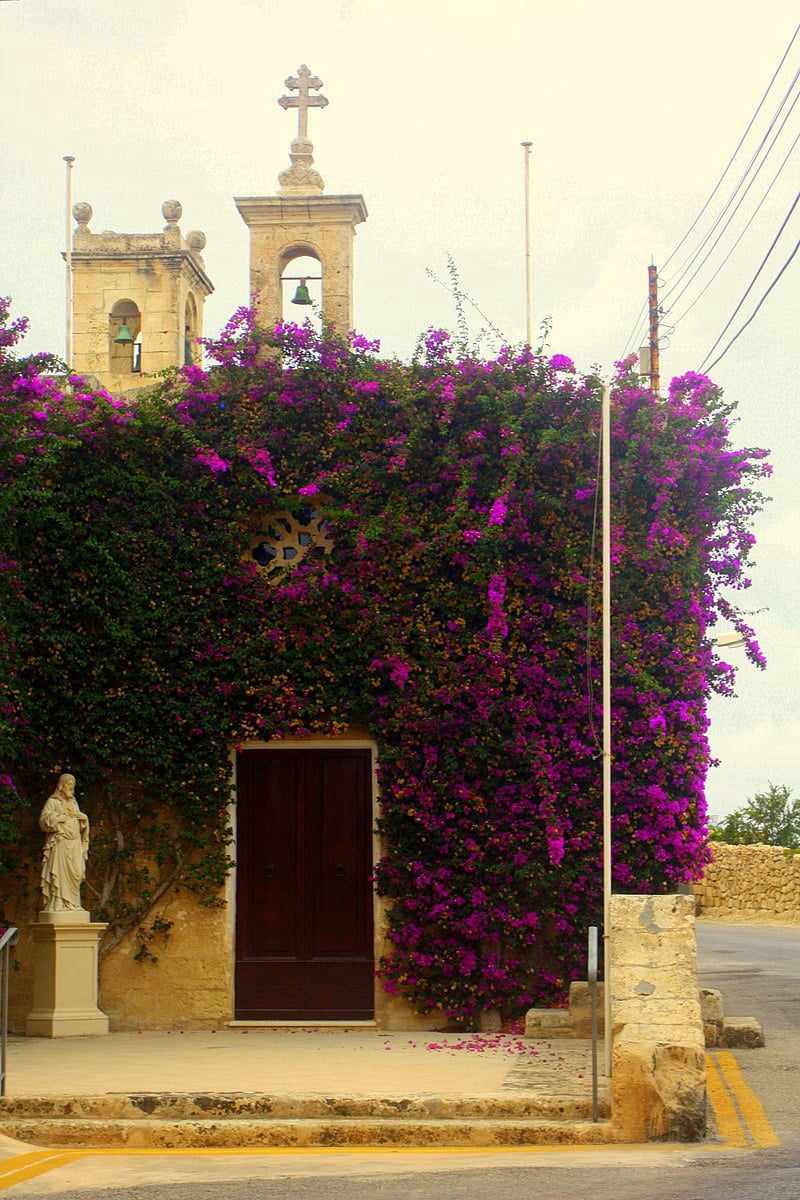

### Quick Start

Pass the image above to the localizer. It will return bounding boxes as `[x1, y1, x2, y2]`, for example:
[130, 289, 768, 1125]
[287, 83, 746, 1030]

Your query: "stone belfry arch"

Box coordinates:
[235, 65, 367, 334]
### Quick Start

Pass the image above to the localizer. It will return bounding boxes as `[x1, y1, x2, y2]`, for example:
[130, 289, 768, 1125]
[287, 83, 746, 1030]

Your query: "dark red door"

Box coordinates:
[235, 748, 374, 1019]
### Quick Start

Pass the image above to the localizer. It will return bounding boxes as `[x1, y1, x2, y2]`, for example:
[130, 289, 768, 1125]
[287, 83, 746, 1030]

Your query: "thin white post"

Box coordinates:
[602, 382, 612, 1078]
[63, 155, 75, 369]
[521, 141, 532, 346]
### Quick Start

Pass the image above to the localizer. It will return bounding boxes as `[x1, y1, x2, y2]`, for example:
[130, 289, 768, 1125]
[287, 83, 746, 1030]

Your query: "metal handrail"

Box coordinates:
[0, 926, 19, 1098]
[588, 925, 599, 1122]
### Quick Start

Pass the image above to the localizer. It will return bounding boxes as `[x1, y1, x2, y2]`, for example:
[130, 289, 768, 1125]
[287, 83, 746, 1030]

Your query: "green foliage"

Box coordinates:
[709, 783, 800, 848]
[0, 301, 771, 1015]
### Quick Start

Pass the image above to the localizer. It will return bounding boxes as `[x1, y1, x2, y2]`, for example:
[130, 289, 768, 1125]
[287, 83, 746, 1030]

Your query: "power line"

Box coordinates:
[671, 122, 800, 329]
[703, 235, 800, 373]
[619, 20, 800, 364]
[620, 296, 648, 360]
[700, 184, 800, 369]
[702, 227, 800, 373]
[662, 72, 800, 319]
[662, 20, 800, 276]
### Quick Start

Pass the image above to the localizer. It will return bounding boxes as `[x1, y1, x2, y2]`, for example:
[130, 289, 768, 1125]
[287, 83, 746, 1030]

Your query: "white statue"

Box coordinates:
[38, 773, 89, 912]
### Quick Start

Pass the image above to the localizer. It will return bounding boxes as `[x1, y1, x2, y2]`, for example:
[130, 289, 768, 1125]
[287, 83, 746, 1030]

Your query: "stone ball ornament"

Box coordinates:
[161, 199, 183, 224]
[72, 201, 93, 226]
[186, 230, 207, 253]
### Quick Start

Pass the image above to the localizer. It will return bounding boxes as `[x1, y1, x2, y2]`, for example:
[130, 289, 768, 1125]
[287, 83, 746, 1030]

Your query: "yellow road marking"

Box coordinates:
[714, 1050, 780, 1148]
[0, 1150, 84, 1192]
[0, 1138, 739, 1190]
[705, 1053, 748, 1147]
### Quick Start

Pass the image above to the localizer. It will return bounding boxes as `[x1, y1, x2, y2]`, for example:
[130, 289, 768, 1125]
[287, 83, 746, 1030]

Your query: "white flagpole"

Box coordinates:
[63, 155, 75, 369]
[602, 382, 612, 1078]
[521, 141, 532, 346]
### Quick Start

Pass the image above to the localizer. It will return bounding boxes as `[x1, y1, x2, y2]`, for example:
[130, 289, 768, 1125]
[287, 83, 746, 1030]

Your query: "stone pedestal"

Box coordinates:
[26, 914, 109, 1037]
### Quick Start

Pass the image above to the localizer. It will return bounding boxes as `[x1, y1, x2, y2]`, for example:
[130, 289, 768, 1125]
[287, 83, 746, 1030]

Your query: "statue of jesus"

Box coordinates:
[38, 773, 89, 912]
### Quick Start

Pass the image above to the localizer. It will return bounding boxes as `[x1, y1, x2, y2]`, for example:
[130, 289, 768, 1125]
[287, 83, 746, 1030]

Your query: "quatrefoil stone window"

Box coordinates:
[250, 505, 333, 579]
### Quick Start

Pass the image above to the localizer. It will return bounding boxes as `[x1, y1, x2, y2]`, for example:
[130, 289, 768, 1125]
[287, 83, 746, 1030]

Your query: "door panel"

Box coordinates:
[235, 748, 374, 1020]
[241, 751, 301, 958]
[309, 753, 370, 957]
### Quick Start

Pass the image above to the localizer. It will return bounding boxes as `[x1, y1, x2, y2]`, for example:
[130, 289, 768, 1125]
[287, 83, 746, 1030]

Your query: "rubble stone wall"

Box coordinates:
[693, 842, 800, 923]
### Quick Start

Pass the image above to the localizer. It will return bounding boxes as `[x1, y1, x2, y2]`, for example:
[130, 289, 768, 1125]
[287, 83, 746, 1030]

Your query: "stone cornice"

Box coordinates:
[234, 194, 368, 228]
[65, 249, 214, 296]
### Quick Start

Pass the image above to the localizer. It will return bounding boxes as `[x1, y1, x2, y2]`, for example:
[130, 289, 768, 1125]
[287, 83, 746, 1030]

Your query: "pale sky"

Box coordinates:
[1, 0, 798, 818]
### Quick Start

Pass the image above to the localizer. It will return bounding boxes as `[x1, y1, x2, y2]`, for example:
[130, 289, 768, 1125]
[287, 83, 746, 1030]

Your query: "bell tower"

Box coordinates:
[235, 65, 367, 334]
[67, 200, 213, 392]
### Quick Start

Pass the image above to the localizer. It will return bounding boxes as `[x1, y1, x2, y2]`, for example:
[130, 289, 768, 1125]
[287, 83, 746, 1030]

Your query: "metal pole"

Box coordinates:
[521, 141, 532, 346]
[602, 382, 612, 1079]
[648, 263, 659, 395]
[1, 942, 7, 1098]
[0, 929, 17, 1098]
[588, 926, 599, 1122]
[63, 155, 75, 369]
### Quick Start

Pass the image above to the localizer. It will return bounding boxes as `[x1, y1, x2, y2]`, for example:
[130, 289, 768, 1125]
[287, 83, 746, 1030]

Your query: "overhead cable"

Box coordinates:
[662, 62, 800, 311]
[662, 20, 800, 275]
[620, 296, 648, 360]
[671, 122, 800, 328]
[702, 233, 800, 373]
[700, 184, 800, 369]
[663, 79, 800, 317]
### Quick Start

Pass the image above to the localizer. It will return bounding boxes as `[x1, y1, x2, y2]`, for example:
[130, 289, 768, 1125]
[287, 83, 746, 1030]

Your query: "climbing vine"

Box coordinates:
[0, 299, 770, 1014]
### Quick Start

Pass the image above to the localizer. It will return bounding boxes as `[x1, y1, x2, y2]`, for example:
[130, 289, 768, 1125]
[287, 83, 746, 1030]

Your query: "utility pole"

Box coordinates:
[647, 263, 660, 395]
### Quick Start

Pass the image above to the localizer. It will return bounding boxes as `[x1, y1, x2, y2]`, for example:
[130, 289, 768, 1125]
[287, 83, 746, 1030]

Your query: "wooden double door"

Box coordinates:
[235, 748, 375, 1020]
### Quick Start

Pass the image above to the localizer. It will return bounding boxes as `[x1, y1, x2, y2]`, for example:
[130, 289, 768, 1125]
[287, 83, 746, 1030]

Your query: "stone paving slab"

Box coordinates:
[0, 1030, 613, 1152]
[6, 1030, 607, 1100]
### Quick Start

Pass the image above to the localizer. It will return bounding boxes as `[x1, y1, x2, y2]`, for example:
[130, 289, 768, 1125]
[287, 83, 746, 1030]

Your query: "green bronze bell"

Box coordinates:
[114, 321, 135, 344]
[291, 279, 313, 306]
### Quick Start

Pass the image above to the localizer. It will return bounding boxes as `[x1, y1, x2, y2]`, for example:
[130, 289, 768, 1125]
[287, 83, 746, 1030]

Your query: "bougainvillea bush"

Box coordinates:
[0, 299, 769, 1016]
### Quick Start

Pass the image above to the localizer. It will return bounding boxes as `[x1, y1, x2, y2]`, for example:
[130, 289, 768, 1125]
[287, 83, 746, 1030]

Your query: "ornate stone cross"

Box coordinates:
[278, 65, 329, 140]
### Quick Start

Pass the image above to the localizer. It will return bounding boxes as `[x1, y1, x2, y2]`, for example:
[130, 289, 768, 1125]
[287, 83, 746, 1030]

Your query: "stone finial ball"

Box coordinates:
[72, 201, 93, 226]
[186, 230, 206, 252]
[161, 199, 183, 223]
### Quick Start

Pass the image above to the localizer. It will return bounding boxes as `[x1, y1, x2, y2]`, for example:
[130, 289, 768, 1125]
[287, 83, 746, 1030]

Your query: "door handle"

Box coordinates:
[334, 863, 346, 878]
[264, 864, 277, 879]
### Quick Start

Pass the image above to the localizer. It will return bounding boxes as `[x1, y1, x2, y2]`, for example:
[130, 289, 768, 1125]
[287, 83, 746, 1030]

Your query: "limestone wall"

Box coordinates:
[6, 888, 233, 1033]
[609, 894, 706, 1142]
[692, 842, 800, 923]
[99, 892, 233, 1031]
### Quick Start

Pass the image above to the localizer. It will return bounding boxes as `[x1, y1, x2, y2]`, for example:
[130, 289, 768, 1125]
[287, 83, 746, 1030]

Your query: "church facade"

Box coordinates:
[5, 66, 733, 1039]
[13, 66, 437, 1034]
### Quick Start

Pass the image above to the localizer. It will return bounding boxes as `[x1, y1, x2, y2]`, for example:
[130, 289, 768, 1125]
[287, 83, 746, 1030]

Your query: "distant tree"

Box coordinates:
[710, 784, 800, 848]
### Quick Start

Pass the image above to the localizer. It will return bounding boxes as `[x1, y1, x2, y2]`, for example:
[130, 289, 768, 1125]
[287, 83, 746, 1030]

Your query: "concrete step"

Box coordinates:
[0, 1091, 610, 1123]
[0, 1090, 614, 1148]
[0, 1114, 615, 1149]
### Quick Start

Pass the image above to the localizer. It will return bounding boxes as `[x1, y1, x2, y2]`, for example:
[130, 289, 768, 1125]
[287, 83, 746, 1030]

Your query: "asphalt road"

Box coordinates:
[7, 921, 800, 1200]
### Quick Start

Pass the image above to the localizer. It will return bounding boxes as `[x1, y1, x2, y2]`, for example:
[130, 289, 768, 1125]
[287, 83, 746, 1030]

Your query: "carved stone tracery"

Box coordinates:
[250, 504, 333, 580]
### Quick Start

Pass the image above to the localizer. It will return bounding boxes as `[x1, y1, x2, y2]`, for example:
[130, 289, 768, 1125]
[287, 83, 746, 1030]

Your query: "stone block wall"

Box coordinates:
[610, 894, 706, 1142]
[6, 886, 233, 1033]
[692, 842, 800, 922]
